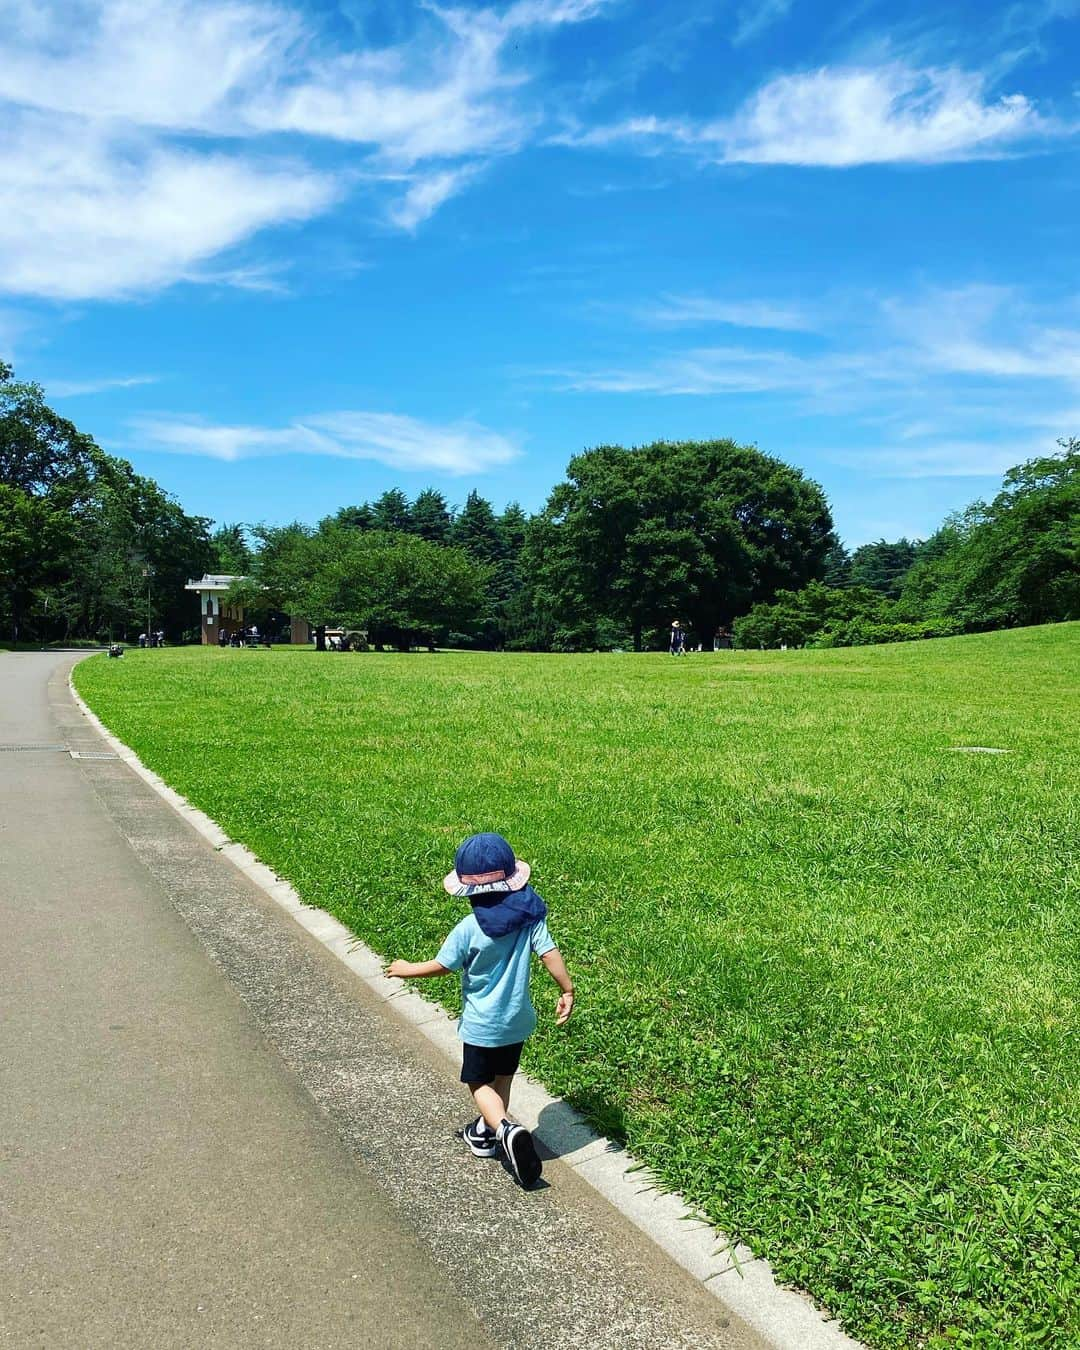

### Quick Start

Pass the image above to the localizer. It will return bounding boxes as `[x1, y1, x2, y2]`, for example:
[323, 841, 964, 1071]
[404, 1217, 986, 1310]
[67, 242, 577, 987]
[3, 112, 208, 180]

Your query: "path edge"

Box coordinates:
[68, 664, 862, 1350]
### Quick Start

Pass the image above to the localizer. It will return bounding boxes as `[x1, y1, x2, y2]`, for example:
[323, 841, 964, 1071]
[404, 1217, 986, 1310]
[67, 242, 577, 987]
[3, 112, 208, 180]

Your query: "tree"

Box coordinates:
[822, 540, 852, 589]
[450, 490, 504, 566]
[898, 440, 1079, 630]
[410, 488, 452, 543]
[531, 440, 834, 649]
[733, 580, 959, 649]
[370, 488, 412, 534]
[0, 362, 105, 507]
[0, 484, 72, 643]
[447, 491, 506, 646]
[210, 523, 253, 575]
[247, 524, 491, 650]
[848, 538, 919, 598]
[327, 532, 490, 649]
[0, 364, 213, 641]
[332, 503, 376, 532]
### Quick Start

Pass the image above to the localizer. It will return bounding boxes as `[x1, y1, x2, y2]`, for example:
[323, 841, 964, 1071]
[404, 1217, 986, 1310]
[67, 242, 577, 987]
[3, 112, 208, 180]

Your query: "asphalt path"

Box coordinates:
[0, 652, 766, 1350]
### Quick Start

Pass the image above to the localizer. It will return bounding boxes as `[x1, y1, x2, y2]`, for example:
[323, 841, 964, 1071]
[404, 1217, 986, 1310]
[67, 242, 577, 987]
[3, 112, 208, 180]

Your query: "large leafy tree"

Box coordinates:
[0, 484, 72, 643]
[899, 440, 1079, 630]
[0, 363, 213, 641]
[248, 523, 491, 649]
[0, 362, 104, 505]
[530, 440, 835, 649]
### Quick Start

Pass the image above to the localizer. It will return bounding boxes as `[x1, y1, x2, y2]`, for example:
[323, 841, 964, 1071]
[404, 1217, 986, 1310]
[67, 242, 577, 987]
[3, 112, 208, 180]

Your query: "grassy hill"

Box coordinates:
[75, 624, 1080, 1349]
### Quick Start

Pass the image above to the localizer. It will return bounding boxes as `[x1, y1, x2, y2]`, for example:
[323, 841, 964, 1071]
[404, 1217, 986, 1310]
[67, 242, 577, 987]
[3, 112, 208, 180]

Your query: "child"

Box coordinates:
[387, 832, 574, 1188]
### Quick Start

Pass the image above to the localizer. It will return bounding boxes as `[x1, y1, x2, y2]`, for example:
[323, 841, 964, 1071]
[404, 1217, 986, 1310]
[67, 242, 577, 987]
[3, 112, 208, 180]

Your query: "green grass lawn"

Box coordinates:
[75, 626, 1080, 1349]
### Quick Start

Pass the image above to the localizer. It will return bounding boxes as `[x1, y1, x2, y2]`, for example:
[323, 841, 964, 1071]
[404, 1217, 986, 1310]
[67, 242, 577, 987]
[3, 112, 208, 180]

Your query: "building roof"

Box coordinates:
[184, 574, 242, 592]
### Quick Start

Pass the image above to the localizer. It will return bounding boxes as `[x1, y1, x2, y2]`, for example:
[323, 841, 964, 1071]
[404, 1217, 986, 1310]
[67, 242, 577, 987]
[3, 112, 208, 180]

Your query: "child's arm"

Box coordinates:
[540, 947, 575, 1025]
[386, 959, 451, 979]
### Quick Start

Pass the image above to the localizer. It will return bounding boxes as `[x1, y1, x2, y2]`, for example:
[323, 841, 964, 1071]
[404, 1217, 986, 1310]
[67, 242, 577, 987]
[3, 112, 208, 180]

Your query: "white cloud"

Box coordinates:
[0, 0, 297, 132]
[539, 281, 1080, 477]
[572, 62, 1058, 165]
[0, 0, 610, 302]
[733, 0, 793, 46]
[637, 294, 816, 331]
[829, 441, 1042, 478]
[0, 114, 338, 301]
[388, 165, 482, 231]
[881, 285, 1080, 378]
[47, 374, 160, 397]
[551, 345, 823, 396]
[131, 410, 520, 474]
[0, 307, 32, 360]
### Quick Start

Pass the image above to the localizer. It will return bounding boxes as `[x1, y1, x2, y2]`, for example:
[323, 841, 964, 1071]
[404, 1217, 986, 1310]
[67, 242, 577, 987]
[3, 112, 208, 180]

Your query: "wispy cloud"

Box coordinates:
[0, 0, 610, 302]
[537, 282, 1080, 477]
[828, 440, 1046, 479]
[387, 164, 483, 231]
[0, 113, 338, 301]
[47, 374, 161, 398]
[130, 410, 521, 474]
[880, 285, 1080, 379]
[636, 293, 816, 332]
[567, 62, 1061, 165]
[732, 0, 793, 46]
[0, 306, 32, 360]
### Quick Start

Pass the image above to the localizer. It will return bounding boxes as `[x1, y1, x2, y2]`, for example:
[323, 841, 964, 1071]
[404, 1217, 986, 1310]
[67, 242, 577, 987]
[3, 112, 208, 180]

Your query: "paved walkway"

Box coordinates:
[0, 652, 766, 1350]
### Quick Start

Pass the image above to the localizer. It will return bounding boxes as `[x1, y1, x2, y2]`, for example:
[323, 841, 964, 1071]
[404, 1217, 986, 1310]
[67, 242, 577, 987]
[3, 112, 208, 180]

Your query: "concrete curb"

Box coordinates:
[68, 669, 862, 1350]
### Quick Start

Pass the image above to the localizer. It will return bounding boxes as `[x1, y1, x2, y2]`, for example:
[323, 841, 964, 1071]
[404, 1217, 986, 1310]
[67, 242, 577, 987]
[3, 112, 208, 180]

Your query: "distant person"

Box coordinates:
[669, 620, 686, 656]
[218, 625, 228, 647]
[138, 632, 147, 649]
[387, 832, 574, 1189]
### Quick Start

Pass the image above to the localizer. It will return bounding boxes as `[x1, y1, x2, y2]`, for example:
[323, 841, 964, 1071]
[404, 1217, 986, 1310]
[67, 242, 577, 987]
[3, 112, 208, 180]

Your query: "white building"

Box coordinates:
[184, 575, 245, 644]
[184, 574, 311, 645]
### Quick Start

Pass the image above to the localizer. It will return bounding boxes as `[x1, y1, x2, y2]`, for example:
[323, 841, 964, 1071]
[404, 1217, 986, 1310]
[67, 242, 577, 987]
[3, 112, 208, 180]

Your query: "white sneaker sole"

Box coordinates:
[502, 1125, 542, 1187]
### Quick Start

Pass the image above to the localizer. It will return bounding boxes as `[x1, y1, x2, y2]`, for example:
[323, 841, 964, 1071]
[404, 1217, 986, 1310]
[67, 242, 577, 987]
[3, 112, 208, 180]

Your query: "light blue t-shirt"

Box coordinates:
[436, 914, 556, 1047]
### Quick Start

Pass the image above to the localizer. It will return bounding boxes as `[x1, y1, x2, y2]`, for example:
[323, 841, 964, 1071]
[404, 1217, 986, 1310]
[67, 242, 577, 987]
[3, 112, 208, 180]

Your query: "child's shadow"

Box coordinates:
[534, 1095, 627, 1163]
[497, 1152, 551, 1192]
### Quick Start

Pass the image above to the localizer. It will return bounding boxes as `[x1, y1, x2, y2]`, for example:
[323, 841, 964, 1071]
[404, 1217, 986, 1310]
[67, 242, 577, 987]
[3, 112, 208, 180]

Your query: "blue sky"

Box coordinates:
[1, 0, 1077, 545]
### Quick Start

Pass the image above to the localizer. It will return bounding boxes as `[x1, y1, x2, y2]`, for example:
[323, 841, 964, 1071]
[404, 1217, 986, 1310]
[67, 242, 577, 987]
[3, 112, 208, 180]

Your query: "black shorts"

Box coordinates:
[460, 1041, 524, 1085]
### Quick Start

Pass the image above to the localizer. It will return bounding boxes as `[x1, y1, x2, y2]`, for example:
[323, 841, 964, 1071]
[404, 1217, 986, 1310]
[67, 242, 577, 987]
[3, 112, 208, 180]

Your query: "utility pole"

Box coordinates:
[143, 566, 154, 643]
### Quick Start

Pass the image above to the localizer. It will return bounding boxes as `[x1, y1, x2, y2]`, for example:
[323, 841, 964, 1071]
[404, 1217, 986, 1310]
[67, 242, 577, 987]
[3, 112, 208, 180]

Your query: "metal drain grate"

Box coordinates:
[0, 743, 68, 752]
[68, 750, 119, 761]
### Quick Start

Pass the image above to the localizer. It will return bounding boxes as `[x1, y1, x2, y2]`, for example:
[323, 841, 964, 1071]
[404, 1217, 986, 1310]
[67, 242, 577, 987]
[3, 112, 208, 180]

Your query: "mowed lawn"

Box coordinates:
[75, 625, 1080, 1349]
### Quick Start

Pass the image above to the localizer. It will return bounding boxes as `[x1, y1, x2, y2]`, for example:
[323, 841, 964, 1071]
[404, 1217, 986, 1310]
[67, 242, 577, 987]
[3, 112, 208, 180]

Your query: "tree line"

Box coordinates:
[1, 361, 1076, 649]
[735, 442, 1079, 649]
[231, 439, 835, 650]
[0, 363, 216, 644]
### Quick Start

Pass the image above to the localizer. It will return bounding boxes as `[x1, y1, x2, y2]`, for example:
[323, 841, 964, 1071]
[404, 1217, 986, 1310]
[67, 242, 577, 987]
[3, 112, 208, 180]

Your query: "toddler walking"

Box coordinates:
[387, 832, 574, 1188]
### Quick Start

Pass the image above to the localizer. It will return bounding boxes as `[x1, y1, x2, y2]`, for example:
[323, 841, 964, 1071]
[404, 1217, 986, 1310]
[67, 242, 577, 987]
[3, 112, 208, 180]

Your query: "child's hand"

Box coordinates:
[386, 959, 410, 978]
[555, 990, 575, 1025]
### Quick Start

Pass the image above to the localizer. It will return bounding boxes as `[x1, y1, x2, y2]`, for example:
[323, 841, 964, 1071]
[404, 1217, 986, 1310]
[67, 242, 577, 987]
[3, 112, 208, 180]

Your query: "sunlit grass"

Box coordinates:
[75, 624, 1080, 1349]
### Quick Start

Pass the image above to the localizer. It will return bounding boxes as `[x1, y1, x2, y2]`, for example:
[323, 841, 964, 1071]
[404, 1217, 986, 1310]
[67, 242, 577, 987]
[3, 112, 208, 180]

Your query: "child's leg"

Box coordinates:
[492, 1073, 514, 1115]
[468, 1073, 514, 1133]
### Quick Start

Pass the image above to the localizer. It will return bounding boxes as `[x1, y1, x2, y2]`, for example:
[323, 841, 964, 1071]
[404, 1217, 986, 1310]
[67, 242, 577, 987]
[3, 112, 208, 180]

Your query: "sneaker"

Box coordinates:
[460, 1117, 499, 1158]
[500, 1122, 542, 1187]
